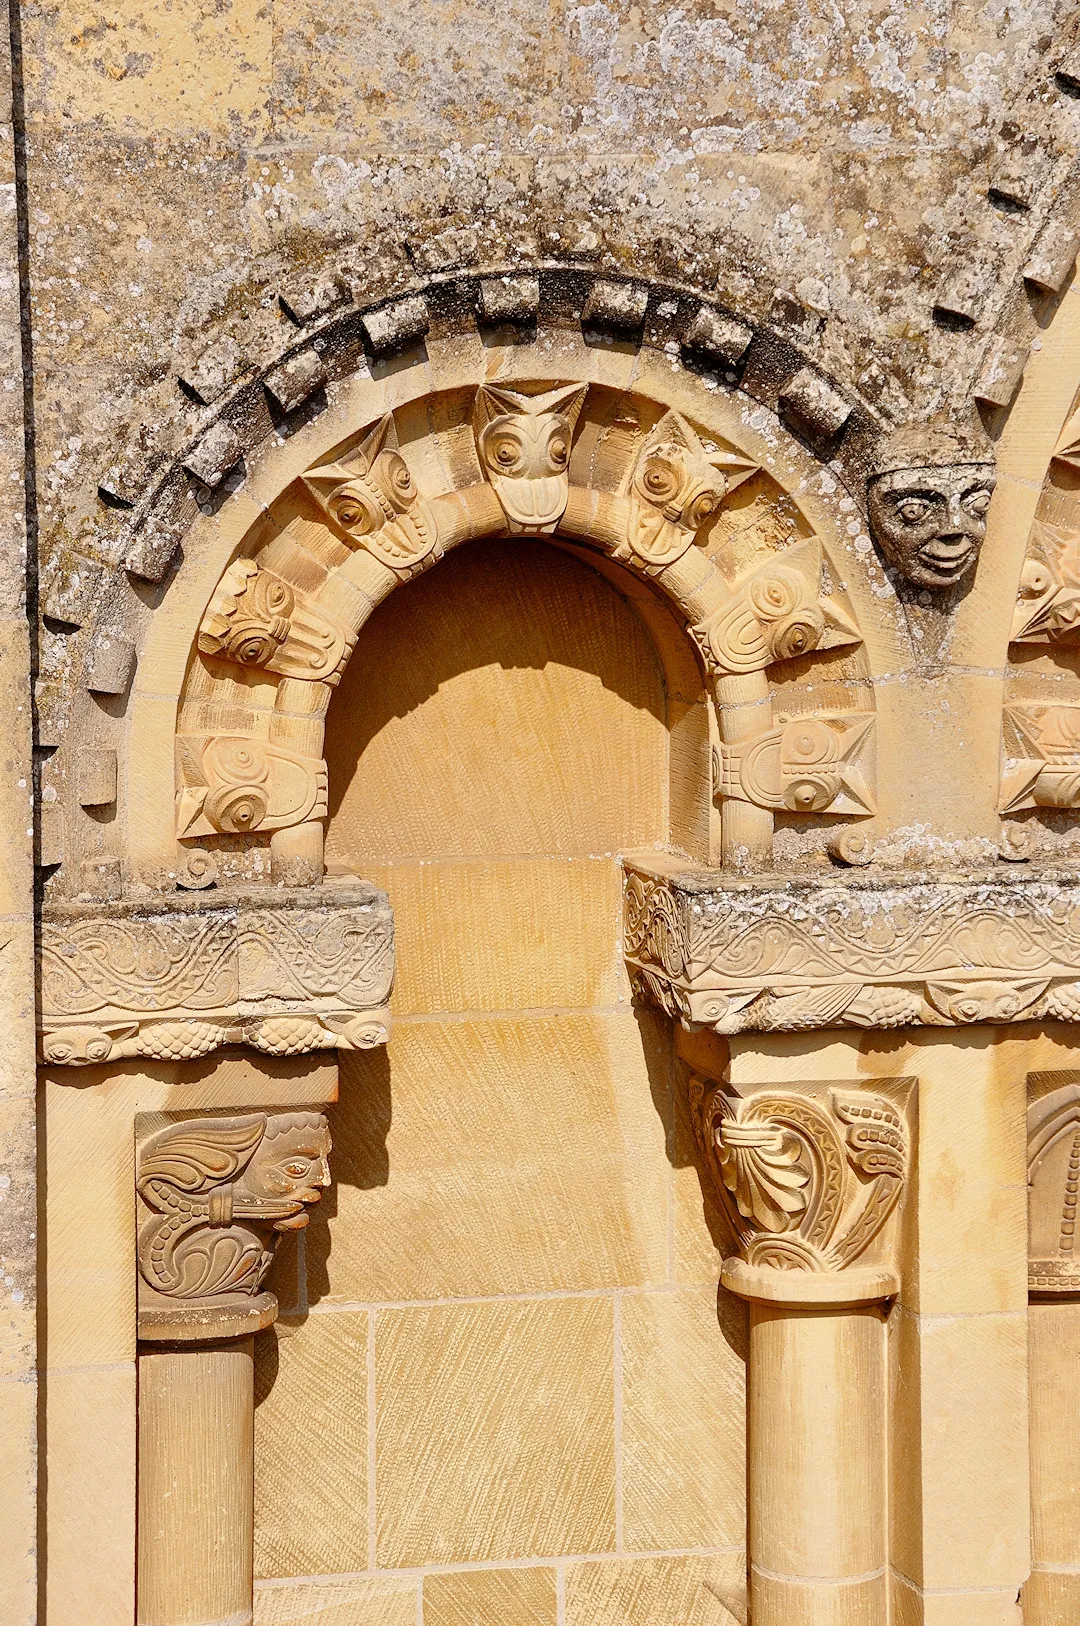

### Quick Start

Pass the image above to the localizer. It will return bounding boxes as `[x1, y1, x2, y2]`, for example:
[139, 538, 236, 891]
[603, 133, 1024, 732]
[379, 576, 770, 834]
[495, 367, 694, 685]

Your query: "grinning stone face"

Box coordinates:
[867, 463, 996, 589]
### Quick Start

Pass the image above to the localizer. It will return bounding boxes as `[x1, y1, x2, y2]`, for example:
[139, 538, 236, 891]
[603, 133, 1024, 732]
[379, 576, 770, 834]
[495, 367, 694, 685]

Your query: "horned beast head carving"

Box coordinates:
[474, 382, 588, 532]
[627, 410, 758, 570]
[303, 414, 440, 576]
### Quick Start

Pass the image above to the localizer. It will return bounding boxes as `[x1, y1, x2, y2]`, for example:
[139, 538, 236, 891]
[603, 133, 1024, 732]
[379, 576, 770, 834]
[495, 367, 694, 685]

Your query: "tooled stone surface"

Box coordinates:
[1028, 1083, 1080, 1292]
[690, 1078, 907, 1274]
[136, 1110, 331, 1318]
[40, 884, 394, 1065]
[625, 856, 1080, 1033]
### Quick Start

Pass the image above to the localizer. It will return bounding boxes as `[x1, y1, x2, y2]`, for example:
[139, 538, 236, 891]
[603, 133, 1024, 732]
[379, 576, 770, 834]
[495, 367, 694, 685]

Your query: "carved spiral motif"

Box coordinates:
[748, 570, 800, 622]
[203, 783, 270, 833]
[768, 606, 825, 662]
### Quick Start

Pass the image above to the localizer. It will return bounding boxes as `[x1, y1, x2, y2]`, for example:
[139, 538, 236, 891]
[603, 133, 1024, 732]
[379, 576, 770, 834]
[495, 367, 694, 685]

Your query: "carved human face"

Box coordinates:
[867, 464, 996, 588]
[238, 1118, 332, 1228]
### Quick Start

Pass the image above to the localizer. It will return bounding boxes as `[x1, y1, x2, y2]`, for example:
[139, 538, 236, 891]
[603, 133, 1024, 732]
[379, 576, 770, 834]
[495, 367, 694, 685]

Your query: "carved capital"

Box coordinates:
[1001, 703, 1080, 813]
[714, 713, 875, 817]
[690, 1076, 907, 1303]
[1028, 1084, 1080, 1294]
[137, 1110, 331, 1339]
[176, 734, 328, 839]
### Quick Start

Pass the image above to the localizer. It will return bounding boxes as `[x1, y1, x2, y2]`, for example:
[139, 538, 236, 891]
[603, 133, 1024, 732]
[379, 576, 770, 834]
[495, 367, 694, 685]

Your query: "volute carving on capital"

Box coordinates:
[690, 1075, 908, 1303]
[688, 538, 861, 678]
[136, 1111, 331, 1338]
[714, 712, 875, 817]
[176, 734, 328, 839]
[1000, 704, 1080, 813]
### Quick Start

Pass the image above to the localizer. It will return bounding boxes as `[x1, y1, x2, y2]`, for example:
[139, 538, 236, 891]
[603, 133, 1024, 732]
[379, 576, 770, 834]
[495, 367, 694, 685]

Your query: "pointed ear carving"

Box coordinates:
[476, 382, 588, 427]
[303, 414, 398, 500]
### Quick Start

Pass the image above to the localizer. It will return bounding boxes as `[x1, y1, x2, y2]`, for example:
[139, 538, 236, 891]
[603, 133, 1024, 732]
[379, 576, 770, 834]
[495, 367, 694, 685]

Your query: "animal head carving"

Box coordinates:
[627, 411, 758, 570]
[304, 414, 440, 575]
[475, 382, 587, 532]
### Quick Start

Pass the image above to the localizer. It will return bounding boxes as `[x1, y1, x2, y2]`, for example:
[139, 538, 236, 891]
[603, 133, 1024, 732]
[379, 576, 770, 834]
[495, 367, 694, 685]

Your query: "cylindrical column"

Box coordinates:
[1024, 1299, 1080, 1623]
[748, 1297, 887, 1625]
[270, 820, 324, 885]
[137, 1337, 255, 1626]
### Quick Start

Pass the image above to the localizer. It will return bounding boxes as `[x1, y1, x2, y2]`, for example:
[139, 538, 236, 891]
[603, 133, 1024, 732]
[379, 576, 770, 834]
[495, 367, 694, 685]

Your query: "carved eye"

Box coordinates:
[331, 494, 378, 535]
[963, 489, 992, 517]
[896, 498, 930, 524]
[549, 436, 569, 468]
[639, 455, 681, 503]
[382, 451, 416, 502]
[686, 490, 720, 529]
[283, 1159, 310, 1178]
[490, 436, 523, 471]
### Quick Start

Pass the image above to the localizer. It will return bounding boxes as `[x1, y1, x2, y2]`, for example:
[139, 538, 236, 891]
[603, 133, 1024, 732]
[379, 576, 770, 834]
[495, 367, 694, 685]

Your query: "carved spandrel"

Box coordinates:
[1028, 1084, 1080, 1293]
[690, 1076, 908, 1298]
[136, 1110, 331, 1337]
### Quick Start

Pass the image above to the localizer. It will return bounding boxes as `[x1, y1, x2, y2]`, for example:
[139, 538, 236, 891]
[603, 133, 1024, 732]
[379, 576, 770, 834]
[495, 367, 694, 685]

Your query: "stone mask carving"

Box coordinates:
[866, 420, 996, 590]
[626, 410, 757, 570]
[137, 1111, 332, 1301]
[475, 382, 588, 532]
[304, 413, 440, 575]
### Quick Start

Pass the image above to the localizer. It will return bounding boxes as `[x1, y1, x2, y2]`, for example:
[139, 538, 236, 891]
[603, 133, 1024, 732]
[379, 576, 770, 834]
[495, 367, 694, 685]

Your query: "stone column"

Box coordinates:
[690, 1074, 907, 1626]
[1023, 1082, 1080, 1625]
[135, 1110, 331, 1626]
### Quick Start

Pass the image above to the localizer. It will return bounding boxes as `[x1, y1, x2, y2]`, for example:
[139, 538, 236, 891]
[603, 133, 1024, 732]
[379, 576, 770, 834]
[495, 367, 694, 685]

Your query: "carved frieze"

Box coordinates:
[40, 885, 394, 1065]
[197, 559, 355, 682]
[303, 413, 441, 577]
[1028, 1084, 1080, 1292]
[690, 1078, 906, 1292]
[715, 713, 875, 816]
[689, 539, 860, 677]
[1000, 704, 1080, 812]
[474, 382, 587, 533]
[175, 734, 329, 838]
[625, 855, 1080, 1033]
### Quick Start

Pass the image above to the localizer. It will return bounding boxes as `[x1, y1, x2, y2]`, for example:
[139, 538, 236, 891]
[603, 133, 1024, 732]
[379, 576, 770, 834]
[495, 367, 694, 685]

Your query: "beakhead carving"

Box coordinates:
[1001, 704, 1080, 812]
[137, 1111, 331, 1305]
[303, 413, 441, 577]
[1010, 520, 1080, 645]
[474, 382, 587, 532]
[715, 713, 875, 816]
[866, 419, 996, 589]
[197, 559, 354, 682]
[689, 539, 860, 677]
[619, 409, 758, 571]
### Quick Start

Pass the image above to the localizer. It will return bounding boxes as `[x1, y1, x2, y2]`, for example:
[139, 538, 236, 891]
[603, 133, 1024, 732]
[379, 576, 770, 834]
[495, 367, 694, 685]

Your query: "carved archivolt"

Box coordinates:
[137, 1111, 330, 1321]
[176, 381, 873, 871]
[691, 1075, 907, 1297]
[626, 856, 1080, 1034]
[39, 885, 393, 1065]
[1028, 1084, 1080, 1293]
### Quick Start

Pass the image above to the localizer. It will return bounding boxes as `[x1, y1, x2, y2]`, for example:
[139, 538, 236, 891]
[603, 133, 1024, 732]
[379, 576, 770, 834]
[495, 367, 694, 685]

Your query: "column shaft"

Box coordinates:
[749, 1302, 887, 1625]
[137, 1338, 255, 1626]
[1023, 1299, 1080, 1623]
